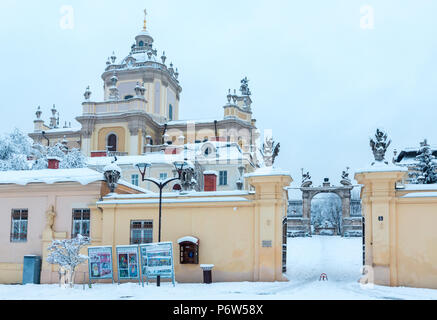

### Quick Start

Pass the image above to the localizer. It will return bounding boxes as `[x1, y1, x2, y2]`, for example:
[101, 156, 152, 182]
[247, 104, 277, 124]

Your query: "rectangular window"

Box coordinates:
[11, 209, 28, 242]
[159, 172, 168, 180]
[72, 209, 90, 238]
[130, 220, 153, 244]
[219, 171, 228, 186]
[131, 174, 139, 186]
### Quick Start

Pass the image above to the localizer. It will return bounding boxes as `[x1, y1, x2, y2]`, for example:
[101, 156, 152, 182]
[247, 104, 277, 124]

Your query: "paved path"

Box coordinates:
[1, 236, 437, 299]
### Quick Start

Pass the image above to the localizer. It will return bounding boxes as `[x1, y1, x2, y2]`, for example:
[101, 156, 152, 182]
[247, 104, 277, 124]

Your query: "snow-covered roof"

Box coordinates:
[0, 168, 147, 194]
[400, 184, 437, 191]
[87, 142, 246, 168]
[0, 168, 104, 186]
[88, 153, 181, 167]
[125, 51, 158, 64]
[117, 180, 148, 193]
[395, 145, 437, 165]
[400, 192, 437, 198]
[97, 196, 250, 205]
[244, 166, 291, 178]
[203, 170, 218, 176]
[41, 127, 81, 134]
[103, 190, 251, 199]
[167, 118, 218, 126]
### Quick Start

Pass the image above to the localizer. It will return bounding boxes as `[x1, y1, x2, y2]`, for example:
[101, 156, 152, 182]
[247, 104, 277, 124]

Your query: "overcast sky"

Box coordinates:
[0, 0, 436, 187]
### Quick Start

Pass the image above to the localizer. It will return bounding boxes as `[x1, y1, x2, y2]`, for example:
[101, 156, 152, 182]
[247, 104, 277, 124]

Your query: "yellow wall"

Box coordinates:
[95, 173, 291, 283]
[0, 171, 291, 284]
[355, 170, 437, 289]
[396, 198, 437, 288]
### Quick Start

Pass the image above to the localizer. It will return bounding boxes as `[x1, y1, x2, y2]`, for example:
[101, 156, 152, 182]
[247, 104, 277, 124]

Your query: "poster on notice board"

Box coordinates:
[139, 241, 175, 286]
[116, 245, 142, 285]
[87, 246, 114, 282]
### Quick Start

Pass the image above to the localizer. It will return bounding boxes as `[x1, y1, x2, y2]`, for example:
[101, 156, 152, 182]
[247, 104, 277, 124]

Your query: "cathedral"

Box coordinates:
[29, 11, 261, 171]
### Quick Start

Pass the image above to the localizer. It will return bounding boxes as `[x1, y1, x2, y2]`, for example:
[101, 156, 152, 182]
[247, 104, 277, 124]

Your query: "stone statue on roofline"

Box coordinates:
[179, 164, 197, 192]
[240, 77, 251, 96]
[370, 128, 391, 165]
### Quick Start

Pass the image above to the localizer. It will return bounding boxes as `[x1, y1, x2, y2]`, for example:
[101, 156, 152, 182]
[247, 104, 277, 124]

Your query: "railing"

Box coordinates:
[107, 151, 128, 157]
[130, 238, 153, 245]
[82, 99, 147, 115]
[10, 233, 27, 242]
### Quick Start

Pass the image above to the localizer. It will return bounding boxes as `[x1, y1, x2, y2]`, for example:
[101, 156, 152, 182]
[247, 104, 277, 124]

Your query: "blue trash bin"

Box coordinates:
[22, 255, 42, 284]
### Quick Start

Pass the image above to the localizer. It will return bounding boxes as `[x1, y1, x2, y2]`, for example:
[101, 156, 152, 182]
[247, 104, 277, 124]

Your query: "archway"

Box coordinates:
[310, 193, 342, 236]
[301, 178, 352, 236]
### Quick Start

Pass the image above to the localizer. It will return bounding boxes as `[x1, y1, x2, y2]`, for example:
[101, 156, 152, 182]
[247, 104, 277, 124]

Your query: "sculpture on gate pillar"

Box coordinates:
[370, 128, 391, 165]
[263, 137, 280, 167]
[301, 169, 312, 187]
[340, 167, 352, 186]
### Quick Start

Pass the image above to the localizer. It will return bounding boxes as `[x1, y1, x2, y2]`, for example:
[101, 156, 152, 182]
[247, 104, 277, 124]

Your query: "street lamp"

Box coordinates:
[135, 160, 188, 287]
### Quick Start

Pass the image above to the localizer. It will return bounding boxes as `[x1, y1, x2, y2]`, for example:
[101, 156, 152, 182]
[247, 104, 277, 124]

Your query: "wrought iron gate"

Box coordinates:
[362, 216, 365, 266]
[282, 217, 287, 273]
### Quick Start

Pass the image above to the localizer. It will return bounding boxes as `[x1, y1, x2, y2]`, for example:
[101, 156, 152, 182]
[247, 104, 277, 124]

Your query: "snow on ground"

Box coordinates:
[1, 236, 437, 300]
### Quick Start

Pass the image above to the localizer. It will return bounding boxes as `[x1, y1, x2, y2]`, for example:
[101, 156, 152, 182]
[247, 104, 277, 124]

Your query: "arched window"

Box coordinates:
[107, 134, 117, 152]
[139, 41, 144, 47]
[169, 104, 173, 121]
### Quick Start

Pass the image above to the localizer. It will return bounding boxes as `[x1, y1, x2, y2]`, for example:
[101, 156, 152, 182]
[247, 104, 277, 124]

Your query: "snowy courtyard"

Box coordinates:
[1, 236, 436, 300]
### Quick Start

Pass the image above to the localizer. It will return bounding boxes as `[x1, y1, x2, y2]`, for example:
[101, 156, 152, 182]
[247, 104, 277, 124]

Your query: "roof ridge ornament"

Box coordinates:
[143, 9, 147, 30]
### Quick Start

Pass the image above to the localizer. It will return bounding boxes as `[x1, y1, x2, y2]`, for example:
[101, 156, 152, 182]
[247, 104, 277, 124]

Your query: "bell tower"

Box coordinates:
[76, 10, 183, 157]
[100, 9, 182, 123]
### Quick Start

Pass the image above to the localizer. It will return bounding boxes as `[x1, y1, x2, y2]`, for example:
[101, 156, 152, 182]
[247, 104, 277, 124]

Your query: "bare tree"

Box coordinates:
[46, 235, 90, 288]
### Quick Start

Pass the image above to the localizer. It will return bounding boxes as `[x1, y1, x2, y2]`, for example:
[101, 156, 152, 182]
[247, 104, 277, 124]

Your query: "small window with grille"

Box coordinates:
[219, 170, 228, 186]
[11, 209, 28, 242]
[72, 209, 90, 238]
[159, 172, 168, 180]
[131, 174, 139, 186]
[130, 220, 153, 244]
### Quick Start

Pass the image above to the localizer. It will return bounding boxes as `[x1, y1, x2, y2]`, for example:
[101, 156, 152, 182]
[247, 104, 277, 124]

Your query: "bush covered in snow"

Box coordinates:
[46, 235, 90, 288]
[410, 140, 437, 184]
[0, 128, 87, 171]
[0, 128, 34, 171]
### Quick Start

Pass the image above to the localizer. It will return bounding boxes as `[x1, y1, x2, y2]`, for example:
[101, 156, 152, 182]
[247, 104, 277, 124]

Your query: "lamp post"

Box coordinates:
[135, 160, 188, 287]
